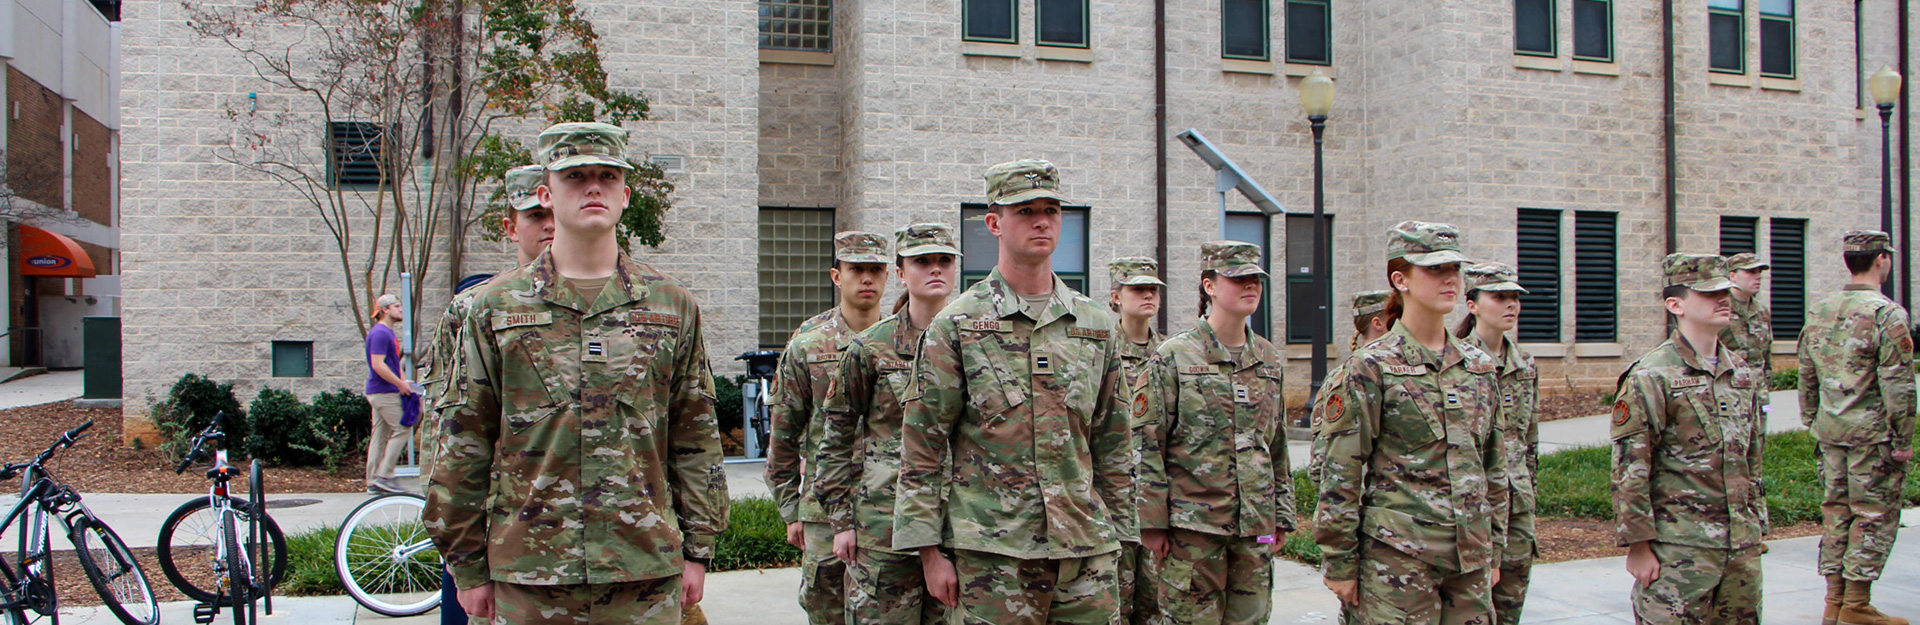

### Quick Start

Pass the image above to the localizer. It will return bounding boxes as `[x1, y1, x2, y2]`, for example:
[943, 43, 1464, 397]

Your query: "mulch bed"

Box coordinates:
[0, 401, 366, 495]
[1535, 518, 1824, 563]
[49, 547, 189, 607]
[1535, 391, 1612, 423]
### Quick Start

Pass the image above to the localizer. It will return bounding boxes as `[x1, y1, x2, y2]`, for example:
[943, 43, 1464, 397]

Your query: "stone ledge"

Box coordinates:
[1222, 58, 1275, 75]
[1571, 342, 1625, 358]
[758, 50, 834, 66]
[1709, 71, 1753, 88]
[1513, 54, 1564, 72]
[1284, 62, 1334, 78]
[1036, 46, 1092, 63]
[1520, 342, 1567, 358]
[1759, 76, 1802, 92]
[1572, 59, 1620, 76]
[962, 41, 1022, 58]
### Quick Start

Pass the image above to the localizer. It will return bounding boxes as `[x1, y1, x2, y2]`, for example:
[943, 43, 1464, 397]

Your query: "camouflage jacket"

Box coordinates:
[766, 308, 859, 525]
[419, 285, 484, 482]
[1721, 293, 1774, 381]
[424, 249, 730, 588]
[1797, 284, 1916, 451]
[1143, 320, 1296, 537]
[1466, 332, 1539, 563]
[1312, 321, 1509, 580]
[1610, 333, 1767, 550]
[893, 269, 1136, 558]
[1118, 326, 1168, 542]
[815, 314, 926, 551]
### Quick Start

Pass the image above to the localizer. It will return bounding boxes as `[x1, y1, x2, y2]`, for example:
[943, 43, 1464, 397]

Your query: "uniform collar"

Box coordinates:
[1670, 330, 1733, 377]
[1191, 319, 1267, 370]
[1845, 283, 1880, 292]
[1388, 319, 1468, 371]
[527, 247, 645, 317]
[887, 312, 922, 354]
[982, 267, 1076, 328]
[1464, 331, 1522, 374]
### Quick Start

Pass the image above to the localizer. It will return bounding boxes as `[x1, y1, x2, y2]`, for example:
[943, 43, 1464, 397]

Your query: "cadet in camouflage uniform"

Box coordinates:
[894, 159, 1134, 625]
[419, 164, 551, 625]
[1611, 253, 1768, 625]
[1797, 231, 1914, 625]
[813, 224, 961, 625]
[1141, 242, 1294, 625]
[1313, 221, 1509, 625]
[1454, 263, 1538, 625]
[1308, 289, 1393, 486]
[1720, 253, 1774, 393]
[425, 122, 729, 624]
[1109, 256, 1167, 625]
[766, 230, 892, 625]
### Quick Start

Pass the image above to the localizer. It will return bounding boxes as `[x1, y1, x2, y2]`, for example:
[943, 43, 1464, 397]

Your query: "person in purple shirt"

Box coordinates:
[365, 293, 414, 494]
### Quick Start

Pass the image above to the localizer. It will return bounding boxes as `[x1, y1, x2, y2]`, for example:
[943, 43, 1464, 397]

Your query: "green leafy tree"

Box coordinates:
[183, 0, 673, 337]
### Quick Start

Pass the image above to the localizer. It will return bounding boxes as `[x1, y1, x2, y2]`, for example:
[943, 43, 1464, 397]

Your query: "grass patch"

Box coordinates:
[281, 524, 344, 596]
[713, 497, 803, 572]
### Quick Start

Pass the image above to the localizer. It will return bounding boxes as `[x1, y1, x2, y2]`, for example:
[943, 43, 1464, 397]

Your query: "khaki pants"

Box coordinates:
[365, 393, 411, 483]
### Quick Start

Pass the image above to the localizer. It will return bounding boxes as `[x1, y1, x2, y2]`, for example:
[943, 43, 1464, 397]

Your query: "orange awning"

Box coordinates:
[18, 225, 97, 278]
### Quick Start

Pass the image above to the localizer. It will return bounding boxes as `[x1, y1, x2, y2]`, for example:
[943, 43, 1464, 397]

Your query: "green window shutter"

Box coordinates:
[1769, 218, 1807, 341]
[1574, 210, 1617, 343]
[1516, 208, 1562, 343]
[1719, 216, 1759, 255]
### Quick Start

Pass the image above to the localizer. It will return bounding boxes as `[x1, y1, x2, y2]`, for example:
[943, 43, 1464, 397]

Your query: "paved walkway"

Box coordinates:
[0, 369, 82, 409]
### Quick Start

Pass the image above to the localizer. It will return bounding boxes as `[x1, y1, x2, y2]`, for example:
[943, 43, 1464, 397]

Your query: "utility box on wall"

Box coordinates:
[82, 316, 121, 400]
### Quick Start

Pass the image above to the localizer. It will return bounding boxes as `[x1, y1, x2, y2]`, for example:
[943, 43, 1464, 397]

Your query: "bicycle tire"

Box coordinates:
[155, 498, 288, 605]
[23, 511, 58, 624]
[0, 552, 30, 625]
[334, 493, 442, 616]
[68, 516, 159, 625]
[221, 513, 249, 625]
[247, 460, 271, 615]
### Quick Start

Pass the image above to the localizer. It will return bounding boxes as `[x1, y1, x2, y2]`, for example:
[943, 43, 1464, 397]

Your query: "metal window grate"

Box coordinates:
[1769, 218, 1807, 341]
[759, 0, 833, 52]
[1574, 211, 1617, 343]
[1719, 216, 1759, 255]
[1516, 209, 1562, 343]
[329, 122, 388, 188]
[758, 208, 836, 347]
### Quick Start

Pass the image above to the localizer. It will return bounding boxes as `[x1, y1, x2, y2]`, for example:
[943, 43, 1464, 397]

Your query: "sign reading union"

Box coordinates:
[26, 255, 71, 269]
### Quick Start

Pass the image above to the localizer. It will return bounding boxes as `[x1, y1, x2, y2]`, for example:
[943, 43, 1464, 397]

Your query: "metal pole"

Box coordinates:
[1884, 103, 1897, 299]
[1308, 114, 1329, 426]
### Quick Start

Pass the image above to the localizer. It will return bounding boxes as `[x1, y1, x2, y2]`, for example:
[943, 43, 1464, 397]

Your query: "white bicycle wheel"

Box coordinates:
[334, 494, 442, 616]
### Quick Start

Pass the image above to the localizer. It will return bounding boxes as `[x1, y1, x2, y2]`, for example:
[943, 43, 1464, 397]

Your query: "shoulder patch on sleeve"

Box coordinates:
[1611, 400, 1630, 427]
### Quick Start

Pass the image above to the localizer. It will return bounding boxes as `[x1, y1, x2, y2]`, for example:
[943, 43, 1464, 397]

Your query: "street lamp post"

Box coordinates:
[1871, 67, 1904, 302]
[1300, 69, 1335, 416]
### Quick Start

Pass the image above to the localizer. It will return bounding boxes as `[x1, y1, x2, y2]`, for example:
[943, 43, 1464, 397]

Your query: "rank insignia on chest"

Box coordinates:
[583, 339, 607, 363]
[1445, 390, 1461, 409]
[1503, 393, 1514, 407]
[1033, 353, 1054, 375]
[1234, 383, 1251, 404]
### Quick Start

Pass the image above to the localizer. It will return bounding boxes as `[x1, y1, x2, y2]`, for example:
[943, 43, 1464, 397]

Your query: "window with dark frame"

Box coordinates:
[960, 204, 1092, 294]
[328, 121, 388, 188]
[758, 0, 833, 52]
[1223, 0, 1271, 61]
[1769, 218, 1807, 341]
[1574, 211, 1618, 343]
[271, 341, 313, 378]
[1225, 213, 1273, 339]
[1709, 0, 1745, 73]
[1515, 0, 1556, 56]
[1037, 0, 1089, 48]
[758, 207, 837, 347]
[1759, 0, 1794, 77]
[1572, 0, 1612, 61]
[1283, 214, 1330, 344]
[1719, 216, 1759, 256]
[964, 0, 1017, 43]
[1285, 0, 1331, 65]
[1516, 209, 1562, 343]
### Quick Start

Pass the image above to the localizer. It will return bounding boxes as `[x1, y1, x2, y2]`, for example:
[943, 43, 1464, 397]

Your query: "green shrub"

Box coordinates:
[1771, 368, 1798, 391]
[712, 497, 801, 572]
[278, 524, 343, 596]
[714, 375, 746, 434]
[246, 388, 354, 468]
[151, 373, 247, 461]
[310, 389, 373, 471]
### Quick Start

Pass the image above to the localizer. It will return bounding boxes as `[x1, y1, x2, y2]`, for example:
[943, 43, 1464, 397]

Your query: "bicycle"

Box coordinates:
[0, 420, 160, 625]
[154, 414, 286, 625]
[334, 492, 442, 616]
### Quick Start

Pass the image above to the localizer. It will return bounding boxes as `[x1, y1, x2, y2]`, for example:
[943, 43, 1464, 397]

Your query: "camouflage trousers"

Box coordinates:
[798, 522, 848, 625]
[1630, 542, 1761, 625]
[1118, 542, 1158, 625]
[846, 546, 947, 625]
[1353, 537, 1493, 625]
[1818, 442, 1909, 581]
[1489, 545, 1533, 625]
[1153, 529, 1273, 625]
[491, 576, 680, 625]
[951, 548, 1121, 625]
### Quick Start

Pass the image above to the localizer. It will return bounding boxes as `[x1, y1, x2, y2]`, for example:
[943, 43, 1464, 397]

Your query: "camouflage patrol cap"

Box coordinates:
[835, 231, 891, 264]
[503, 165, 546, 211]
[1844, 230, 1897, 253]
[1387, 221, 1473, 267]
[1663, 253, 1735, 293]
[536, 122, 635, 171]
[1107, 257, 1165, 287]
[1465, 262, 1529, 293]
[895, 223, 961, 258]
[1201, 241, 1268, 278]
[984, 159, 1071, 206]
[1351, 290, 1391, 317]
[1723, 252, 1770, 272]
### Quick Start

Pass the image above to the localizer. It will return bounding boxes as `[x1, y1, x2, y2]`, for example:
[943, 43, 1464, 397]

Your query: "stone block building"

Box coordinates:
[118, 0, 1918, 431]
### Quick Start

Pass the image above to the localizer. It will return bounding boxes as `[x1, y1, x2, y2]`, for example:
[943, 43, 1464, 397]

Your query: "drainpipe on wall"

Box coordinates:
[1153, 0, 1169, 334]
[1663, 0, 1678, 255]
[1899, 0, 1911, 310]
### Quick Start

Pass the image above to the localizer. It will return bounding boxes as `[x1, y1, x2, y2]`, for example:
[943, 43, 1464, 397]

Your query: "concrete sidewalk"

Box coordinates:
[0, 369, 82, 410]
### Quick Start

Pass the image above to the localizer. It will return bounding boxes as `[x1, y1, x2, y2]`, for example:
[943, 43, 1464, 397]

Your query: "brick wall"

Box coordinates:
[7, 66, 65, 209]
[71, 111, 114, 229]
